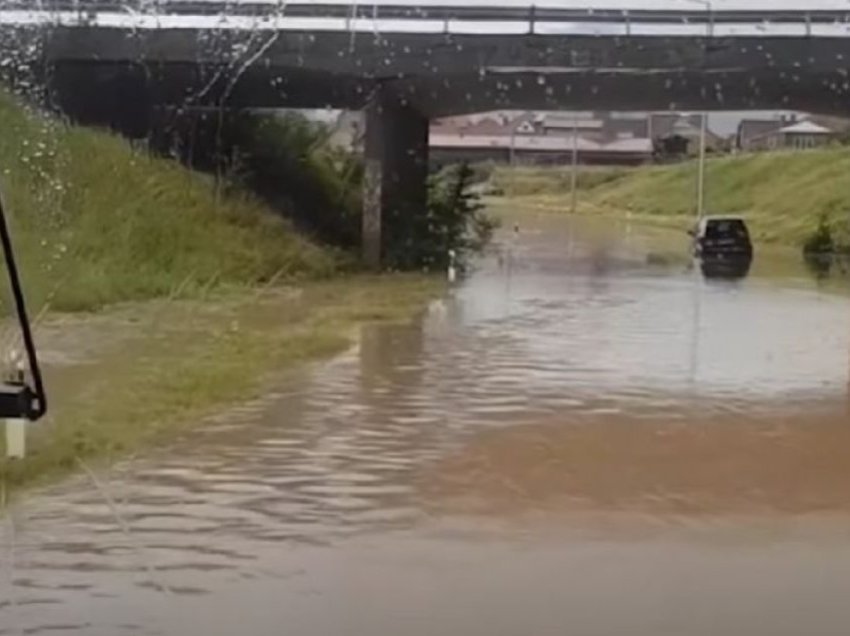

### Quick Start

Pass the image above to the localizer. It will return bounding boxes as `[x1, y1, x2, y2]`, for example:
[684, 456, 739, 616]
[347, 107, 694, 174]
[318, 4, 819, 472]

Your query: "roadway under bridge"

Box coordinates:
[11, 0, 850, 266]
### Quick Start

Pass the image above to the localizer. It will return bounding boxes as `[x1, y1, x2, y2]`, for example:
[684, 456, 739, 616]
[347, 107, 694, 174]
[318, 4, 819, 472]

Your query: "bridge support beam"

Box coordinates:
[362, 90, 429, 269]
[46, 63, 155, 139]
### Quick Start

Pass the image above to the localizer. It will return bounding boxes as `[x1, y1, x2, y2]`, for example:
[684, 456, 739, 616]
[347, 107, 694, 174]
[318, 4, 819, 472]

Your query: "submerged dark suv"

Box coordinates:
[691, 216, 753, 262]
[689, 216, 753, 278]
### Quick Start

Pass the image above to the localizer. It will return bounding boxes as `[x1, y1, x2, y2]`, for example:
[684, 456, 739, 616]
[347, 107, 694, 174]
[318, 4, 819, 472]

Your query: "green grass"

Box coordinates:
[0, 275, 439, 494]
[0, 91, 442, 497]
[487, 164, 631, 197]
[488, 148, 850, 246]
[0, 91, 339, 314]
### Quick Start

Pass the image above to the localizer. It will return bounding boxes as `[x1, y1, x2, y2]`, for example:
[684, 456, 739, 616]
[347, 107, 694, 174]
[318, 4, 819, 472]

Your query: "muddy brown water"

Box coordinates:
[4, 214, 850, 635]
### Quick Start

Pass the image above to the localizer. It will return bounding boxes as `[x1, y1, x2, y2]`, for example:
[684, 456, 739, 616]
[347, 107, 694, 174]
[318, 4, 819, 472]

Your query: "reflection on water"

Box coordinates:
[699, 255, 752, 280]
[4, 214, 850, 635]
[803, 253, 850, 282]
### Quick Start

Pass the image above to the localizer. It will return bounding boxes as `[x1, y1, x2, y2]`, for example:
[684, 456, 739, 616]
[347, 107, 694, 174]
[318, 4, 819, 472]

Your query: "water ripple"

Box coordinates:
[4, 215, 850, 634]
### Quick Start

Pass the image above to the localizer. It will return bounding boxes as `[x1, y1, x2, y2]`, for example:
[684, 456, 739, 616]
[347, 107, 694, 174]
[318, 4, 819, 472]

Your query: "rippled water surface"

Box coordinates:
[4, 214, 850, 635]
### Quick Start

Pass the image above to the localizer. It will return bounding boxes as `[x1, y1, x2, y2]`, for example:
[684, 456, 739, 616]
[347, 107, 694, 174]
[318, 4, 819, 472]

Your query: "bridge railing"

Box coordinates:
[1, 0, 849, 37]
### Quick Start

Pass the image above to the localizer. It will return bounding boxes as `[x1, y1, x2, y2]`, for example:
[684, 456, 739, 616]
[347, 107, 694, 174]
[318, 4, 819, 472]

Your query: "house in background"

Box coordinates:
[736, 118, 786, 152]
[776, 120, 836, 149]
[428, 110, 720, 167]
[737, 114, 849, 151]
[649, 114, 725, 158]
[327, 108, 849, 166]
[538, 113, 606, 139]
[429, 133, 654, 167]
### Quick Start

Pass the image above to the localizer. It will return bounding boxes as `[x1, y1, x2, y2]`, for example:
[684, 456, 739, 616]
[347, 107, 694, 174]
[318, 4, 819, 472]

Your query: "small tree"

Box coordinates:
[383, 163, 497, 272]
[154, 113, 496, 271]
[803, 214, 834, 255]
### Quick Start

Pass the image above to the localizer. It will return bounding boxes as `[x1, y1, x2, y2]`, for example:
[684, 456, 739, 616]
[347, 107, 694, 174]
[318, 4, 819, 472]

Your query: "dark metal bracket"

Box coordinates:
[0, 190, 46, 421]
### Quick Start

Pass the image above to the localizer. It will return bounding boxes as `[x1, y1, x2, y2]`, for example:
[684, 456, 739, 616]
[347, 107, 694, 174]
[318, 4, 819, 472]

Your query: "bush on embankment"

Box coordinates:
[489, 148, 850, 248]
[167, 112, 496, 272]
[164, 111, 363, 249]
[385, 163, 498, 272]
[0, 92, 338, 313]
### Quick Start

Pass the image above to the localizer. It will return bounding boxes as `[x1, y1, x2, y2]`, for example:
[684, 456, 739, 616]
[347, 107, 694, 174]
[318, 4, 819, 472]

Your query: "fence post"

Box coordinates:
[5, 419, 24, 459]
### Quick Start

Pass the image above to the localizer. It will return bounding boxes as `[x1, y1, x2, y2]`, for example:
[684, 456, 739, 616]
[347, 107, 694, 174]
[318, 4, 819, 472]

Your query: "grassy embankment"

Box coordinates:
[487, 147, 850, 247]
[0, 93, 340, 312]
[0, 92, 438, 492]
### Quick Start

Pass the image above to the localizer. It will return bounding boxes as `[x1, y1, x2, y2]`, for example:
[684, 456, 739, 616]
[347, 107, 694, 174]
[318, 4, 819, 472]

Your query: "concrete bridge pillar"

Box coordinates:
[362, 90, 429, 269]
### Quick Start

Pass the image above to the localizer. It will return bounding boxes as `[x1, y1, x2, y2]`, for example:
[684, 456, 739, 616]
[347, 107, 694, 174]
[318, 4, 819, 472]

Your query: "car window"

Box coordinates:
[706, 220, 748, 239]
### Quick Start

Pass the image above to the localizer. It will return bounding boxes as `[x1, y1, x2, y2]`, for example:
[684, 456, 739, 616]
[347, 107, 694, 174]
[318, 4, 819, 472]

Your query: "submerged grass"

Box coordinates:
[488, 148, 850, 247]
[487, 165, 631, 198]
[0, 91, 444, 499]
[0, 275, 439, 493]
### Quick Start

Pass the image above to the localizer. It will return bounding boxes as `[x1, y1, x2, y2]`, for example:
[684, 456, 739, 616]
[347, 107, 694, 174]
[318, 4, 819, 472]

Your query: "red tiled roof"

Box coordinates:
[429, 133, 653, 154]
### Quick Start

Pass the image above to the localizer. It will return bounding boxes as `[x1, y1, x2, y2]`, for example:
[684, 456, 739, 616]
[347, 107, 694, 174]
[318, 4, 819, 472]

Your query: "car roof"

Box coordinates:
[703, 215, 746, 222]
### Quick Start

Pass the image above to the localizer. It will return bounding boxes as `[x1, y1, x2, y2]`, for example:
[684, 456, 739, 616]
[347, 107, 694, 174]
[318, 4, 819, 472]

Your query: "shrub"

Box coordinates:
[384, 163, 498, 272]
[803, 214, 834, 255]
[160, 113, 496, 271]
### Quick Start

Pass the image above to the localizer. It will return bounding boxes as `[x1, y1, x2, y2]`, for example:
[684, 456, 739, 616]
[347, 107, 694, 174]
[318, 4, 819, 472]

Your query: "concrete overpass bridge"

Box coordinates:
[7, 0, 850, 265]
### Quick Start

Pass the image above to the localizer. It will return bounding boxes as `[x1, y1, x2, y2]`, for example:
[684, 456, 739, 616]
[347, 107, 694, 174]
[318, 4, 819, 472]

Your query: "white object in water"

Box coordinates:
[5, 418, 25, 458]
[447, 249, 457, 283]
[427, 298, 448, 321]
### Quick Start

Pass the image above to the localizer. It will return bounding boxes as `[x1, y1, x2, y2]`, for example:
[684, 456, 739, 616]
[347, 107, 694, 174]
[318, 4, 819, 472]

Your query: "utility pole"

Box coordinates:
[510, 123, 516, 167]
[687, 0, 712, 221]
[509, 118, 517, 197]
[570, 113, 578, 214]
[647, 112, 654, 146]
[697, 111, 707, 221]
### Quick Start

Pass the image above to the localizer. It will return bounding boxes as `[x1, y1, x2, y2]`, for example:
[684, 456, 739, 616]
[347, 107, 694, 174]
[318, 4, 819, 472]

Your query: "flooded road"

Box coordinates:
[5, 213, 850, 635]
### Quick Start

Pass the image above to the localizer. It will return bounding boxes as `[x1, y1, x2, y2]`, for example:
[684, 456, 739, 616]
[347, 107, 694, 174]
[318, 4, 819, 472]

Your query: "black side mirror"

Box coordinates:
[686, 228, 696, 237]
